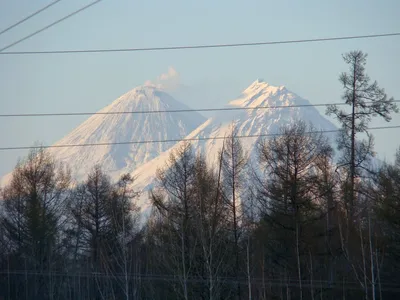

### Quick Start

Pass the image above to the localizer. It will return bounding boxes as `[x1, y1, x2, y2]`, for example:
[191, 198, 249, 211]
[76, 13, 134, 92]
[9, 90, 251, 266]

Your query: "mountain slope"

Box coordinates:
[187, 79, 337, 163]
[129, 80, 339, 211]
[0, 86, 206, 186]
[51, 86, 206, 181]
[1, 79, 340, 213]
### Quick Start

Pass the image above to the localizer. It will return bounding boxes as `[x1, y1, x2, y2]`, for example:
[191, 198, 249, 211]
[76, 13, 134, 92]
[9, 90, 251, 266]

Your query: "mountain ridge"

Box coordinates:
[125, 80, 339, 211]
[0, 85, 206, 186]
[1, 80, 340, 213]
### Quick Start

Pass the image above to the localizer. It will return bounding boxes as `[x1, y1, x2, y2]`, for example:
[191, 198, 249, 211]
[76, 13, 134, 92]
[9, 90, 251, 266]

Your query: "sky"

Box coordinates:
[0, 0, 399, 177]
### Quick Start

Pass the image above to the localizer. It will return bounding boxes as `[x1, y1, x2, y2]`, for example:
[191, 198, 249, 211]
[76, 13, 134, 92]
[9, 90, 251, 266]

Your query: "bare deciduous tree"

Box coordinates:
[256, 121, 333, 300]
[221, 126, 248, 300]
[1, 148, 70, 299]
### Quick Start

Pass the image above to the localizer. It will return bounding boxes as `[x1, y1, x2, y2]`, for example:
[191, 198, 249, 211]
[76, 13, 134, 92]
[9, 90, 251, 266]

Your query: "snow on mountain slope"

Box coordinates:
[0, 85, 205, 187]
[0, 79, 341, 215]
[129, 79, 339, 212]
[50, 86, 206, 181]
[187, 79, 338, 163]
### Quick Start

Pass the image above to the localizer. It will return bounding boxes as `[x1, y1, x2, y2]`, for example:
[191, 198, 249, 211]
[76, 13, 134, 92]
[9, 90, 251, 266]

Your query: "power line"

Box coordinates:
[0, 0, 63, 37]
[1, 100, 399, 118]
[1, 32, 399, 55]
[0, 0, 104, 52]
[1, 271, 400, 291]
[1, 125, 398, 152]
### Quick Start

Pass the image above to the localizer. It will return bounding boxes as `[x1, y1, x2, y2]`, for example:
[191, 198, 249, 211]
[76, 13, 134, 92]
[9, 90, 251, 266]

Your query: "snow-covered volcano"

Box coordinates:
[0, 85, 204, 186]
[184, 79, 338, 163]
[49, 85, 205, 181]
[1, 79, 339, 212]
[128, 79, 338, 211]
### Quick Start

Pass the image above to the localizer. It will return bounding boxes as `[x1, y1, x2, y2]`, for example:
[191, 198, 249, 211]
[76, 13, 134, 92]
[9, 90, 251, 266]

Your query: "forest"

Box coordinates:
[0, 51, 399, 300]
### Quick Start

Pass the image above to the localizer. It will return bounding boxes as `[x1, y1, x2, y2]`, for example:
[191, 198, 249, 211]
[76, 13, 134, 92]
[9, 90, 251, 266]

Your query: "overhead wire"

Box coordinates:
[0, 125, 398, 151]
[0, 0, 104, 52]
[1, 100, 399, 118]
[1, 32, 399, 55]
[1, 270, 400, 291]
[0, 5, 398, 157]
[0, 0, 63, 37]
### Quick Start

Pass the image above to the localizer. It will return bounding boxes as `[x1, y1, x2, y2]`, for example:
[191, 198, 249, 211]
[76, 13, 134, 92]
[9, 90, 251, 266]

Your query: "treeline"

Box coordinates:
[0, 51, 399, 300]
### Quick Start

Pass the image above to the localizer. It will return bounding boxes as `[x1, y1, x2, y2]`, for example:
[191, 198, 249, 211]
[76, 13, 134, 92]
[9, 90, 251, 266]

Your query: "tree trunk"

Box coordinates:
[375, 245, 382, 300]
[231, 135, 241, 300]
[350, 59, 357, 219]
[181, 229, 188, 300]
[296, 221, 303, 300]
[359, 223, 368, 300]
[261, 250, 266, 300]
[309, 250, 315, 300]
[368, 211, 376, 300]
[247, 239, 252, 300]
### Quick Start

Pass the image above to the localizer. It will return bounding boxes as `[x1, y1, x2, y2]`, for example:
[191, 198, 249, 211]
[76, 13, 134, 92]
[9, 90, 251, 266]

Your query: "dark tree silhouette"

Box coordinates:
[326, 50, 398, 217]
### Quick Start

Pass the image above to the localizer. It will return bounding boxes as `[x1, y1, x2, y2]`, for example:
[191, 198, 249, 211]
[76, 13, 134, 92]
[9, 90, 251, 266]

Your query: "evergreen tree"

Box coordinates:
[326, 50, 398, 217]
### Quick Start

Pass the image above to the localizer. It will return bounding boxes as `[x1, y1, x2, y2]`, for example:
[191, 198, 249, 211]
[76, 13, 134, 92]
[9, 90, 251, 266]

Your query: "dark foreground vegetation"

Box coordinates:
[1, 51, 399, 300]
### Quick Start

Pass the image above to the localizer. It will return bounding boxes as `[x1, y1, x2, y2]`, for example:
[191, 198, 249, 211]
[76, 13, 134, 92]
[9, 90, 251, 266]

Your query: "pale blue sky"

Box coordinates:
[0, 0, 399, 176]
